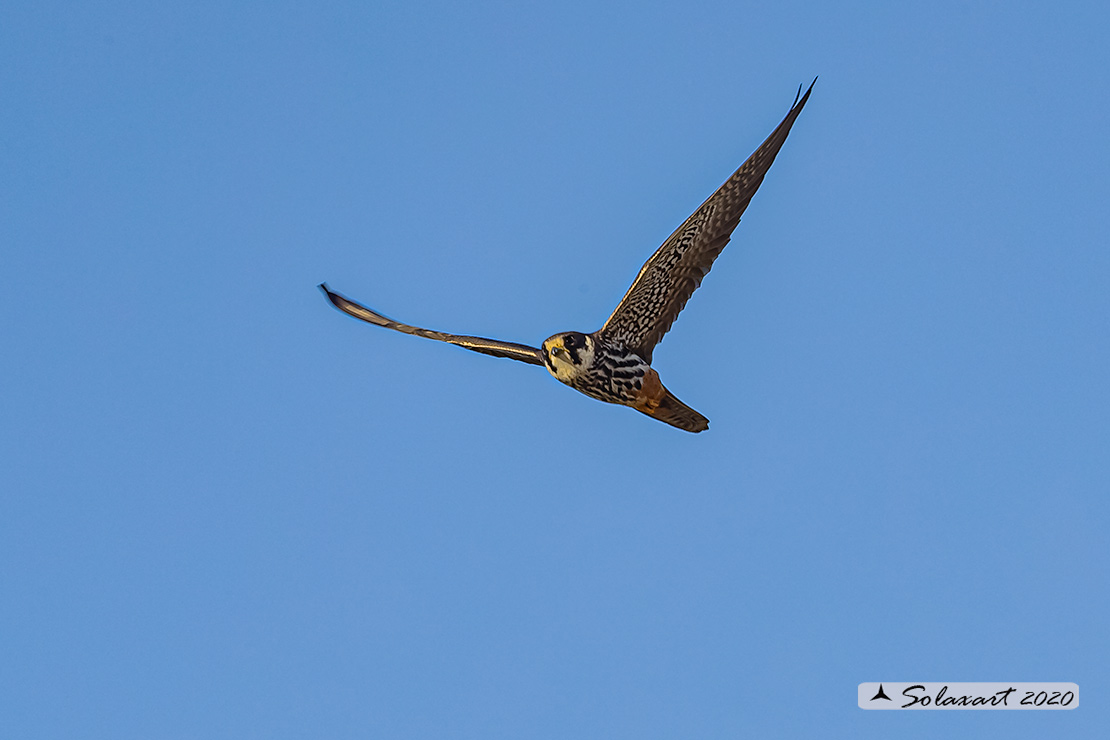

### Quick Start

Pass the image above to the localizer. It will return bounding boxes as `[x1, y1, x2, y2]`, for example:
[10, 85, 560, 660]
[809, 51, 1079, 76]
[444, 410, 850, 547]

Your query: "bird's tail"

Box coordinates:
[634, 371, 709, 433]
[649, 388, 710, 433]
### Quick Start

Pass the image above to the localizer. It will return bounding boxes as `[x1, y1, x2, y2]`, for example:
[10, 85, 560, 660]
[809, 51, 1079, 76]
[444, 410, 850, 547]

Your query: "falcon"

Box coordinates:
[320, 80, 814, 432]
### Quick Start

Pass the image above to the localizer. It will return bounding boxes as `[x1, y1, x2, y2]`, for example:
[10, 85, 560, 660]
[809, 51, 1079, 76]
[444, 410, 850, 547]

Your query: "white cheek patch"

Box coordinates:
[546, 356, 575, 383]
[542, 337, 596, 385]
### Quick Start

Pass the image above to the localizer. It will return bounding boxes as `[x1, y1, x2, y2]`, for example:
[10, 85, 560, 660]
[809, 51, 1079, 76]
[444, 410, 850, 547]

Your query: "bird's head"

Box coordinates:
[541, 332, 594, 380]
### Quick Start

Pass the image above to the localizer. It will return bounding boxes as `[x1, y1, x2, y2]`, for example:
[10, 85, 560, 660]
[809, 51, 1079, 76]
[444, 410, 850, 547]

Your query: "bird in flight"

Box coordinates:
[320, 80, 814, 432]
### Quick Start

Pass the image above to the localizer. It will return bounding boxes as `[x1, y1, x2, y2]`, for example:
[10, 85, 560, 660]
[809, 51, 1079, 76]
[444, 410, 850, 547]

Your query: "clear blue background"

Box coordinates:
[3, 1, 1107, 738]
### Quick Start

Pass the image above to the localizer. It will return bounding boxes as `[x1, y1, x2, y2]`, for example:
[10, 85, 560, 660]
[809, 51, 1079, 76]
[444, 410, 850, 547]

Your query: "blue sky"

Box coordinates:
[3, 1, 1108, 738]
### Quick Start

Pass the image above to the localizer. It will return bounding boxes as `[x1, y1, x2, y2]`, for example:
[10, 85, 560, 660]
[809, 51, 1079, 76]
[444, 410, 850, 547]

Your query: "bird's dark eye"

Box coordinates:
[564, 334, 577, 348]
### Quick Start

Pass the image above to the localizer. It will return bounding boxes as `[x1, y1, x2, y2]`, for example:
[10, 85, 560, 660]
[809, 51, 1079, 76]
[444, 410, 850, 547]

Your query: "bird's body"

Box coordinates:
[320, 80, 815, 432]
[540, 332, 708, 432]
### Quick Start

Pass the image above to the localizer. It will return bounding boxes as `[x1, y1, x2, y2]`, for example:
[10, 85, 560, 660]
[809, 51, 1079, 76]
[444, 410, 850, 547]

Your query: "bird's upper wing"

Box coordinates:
[598, 80, 814, 362]
[319, 284, 545, 366]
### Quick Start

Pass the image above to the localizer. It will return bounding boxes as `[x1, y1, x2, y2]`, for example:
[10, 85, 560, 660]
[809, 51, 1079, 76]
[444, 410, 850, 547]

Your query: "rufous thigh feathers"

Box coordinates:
[633, 368, 709, 433]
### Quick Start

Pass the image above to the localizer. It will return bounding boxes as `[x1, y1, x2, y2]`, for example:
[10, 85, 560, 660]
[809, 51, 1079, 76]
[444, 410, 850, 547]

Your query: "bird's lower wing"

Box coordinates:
[319, 283, 545, 366]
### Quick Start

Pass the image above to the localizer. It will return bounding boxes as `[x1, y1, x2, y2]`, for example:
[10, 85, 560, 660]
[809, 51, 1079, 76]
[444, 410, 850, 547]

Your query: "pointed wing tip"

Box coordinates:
[319, 283, 364, 317]
[794, 77, 818, 108]
[318, 282, 343, 309]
